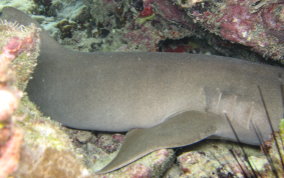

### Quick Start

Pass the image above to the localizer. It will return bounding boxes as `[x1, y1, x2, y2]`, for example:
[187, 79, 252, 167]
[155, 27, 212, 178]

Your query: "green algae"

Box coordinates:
[248, 156, 268, 173]
[136, 14, 156, 25]
[279, 119, 284, 135]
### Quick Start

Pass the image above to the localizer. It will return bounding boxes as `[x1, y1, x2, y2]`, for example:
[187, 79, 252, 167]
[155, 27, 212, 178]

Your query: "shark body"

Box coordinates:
[1, 7, 283, 173]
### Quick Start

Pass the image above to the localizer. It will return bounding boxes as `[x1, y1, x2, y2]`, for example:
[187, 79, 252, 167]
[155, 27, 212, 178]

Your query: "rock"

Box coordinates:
[94, 149, 175, 177]
[75, 131, 93, 144]
[177, 0, 284, 62]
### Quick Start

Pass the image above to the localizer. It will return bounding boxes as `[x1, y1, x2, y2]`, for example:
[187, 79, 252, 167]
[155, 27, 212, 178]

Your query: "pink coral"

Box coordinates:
[0, 129, 23, 178]
[0, 38, 24, 178]
[1, 35, 36, 60]
[0, 88, 21, 121]
[0, 24, 39, 178]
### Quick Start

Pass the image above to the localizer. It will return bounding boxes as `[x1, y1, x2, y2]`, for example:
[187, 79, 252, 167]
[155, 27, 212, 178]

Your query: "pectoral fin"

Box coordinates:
[97, 110, 223, 174]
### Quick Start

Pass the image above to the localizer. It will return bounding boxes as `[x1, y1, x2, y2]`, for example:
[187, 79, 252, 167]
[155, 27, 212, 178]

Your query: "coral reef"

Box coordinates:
[0, 20, 90, 178]
[166, 119, 284, 177]
[178, 0, 284, 62]
[0, 0, 283, 177]
[0, 20, 39, 178]
[28, 0, 281, 63]
[30, 0, 194, 52]
[175, 141, 260, 177]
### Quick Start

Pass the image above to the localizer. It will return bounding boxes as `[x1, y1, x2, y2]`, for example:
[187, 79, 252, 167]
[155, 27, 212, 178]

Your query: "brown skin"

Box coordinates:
[2, 7, 283, 173]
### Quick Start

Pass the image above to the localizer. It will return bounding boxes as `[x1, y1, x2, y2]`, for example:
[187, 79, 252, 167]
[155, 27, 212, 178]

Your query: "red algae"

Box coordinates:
[261, 3, 283, 31]
[182, 0, 284, 61]
[218, 4, 257, 44]
[139, 6, 154, 17]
